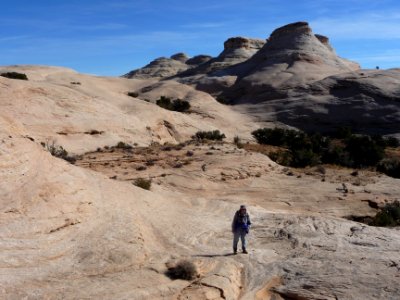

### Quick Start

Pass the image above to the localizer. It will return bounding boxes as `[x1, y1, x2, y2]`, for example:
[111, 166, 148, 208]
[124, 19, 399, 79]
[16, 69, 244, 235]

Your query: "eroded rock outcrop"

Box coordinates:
[123, 56, 190, 79]
[223, 21, 360, 101]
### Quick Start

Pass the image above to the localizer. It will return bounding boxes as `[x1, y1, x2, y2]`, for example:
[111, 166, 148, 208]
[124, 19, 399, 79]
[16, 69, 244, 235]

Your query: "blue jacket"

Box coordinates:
[232, 210, 251, 232]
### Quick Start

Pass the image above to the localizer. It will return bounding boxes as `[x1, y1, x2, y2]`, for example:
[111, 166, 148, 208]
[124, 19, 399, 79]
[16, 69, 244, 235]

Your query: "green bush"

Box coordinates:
[291, 148, 320, 167]
[268, 150, 292, 166]
[252, 128, 286, 146]
[252, 127, 398, 174]
[321, 144, 351, 166]
[194, 130, 226, 141]
[384, 137, 399, 148]
[345, 135, 384, 167]
[332, 126, 352, 139]
[166, 260, 198, 280]
[171, 99, 191, 112]
[115, 141, 133, 150]
[156, 96, 190, 112]
[133, 178, 151, 190]
[370, 201, 400, 227]
[233, 135, 244, 148]
[1, 72, 28, 80]
[44, 141, 76, 164]
[377, 158, 400, 178]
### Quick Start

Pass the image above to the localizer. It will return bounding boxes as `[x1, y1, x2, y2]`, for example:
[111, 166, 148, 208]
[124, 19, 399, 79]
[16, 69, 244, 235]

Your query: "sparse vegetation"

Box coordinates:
[43, 141, 76, 164]
[115, 141, 133, 150]
[166, 260, 198, 280]
[156, 96, 190, 112]
[0, 72, 28, 80]
[370, 201, 400, 227]
[233, 135, 244, 148]
[85, 130, 103, 135]
[133, 178, 151, 190]
[70, 81, 81, 85]
[251, 127, 399, 175]
[194, 130, 226, 141]
[377, 158, 400, 178]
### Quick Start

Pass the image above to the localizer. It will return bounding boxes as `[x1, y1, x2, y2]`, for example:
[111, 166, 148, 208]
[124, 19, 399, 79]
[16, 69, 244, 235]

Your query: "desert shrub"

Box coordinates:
[133, 178, 151, 190]
[321, 144, 351, 166]
[233, 135, 244, 148]
[345, 135, 384, 167]
[44, 141, 76, 164]
[166, 260, 198, 280]
[156, 96, 172, 109]
[309, 133, 331, 153]
[127, 92, 139, 98]
[85, 129, 103, 135]
[316, 165, 326, 174]
[194, 130, 226, 141]
[0, 72, 28, 80]
[252, 128, 286, 146]
[171, 99, 190, 112]
[115, 141, 133, 150]
[384, 137, 399, 148]
[156, 96, 190, 112]
[377, 158, 400, 178]
[370, 201, 400, 227]
[291, 148, 320, 167]
[332, 126, 352, 139]
[70, 81, 81, 85]
[253, 127, 394, 171]
[268, 150, 292, 166]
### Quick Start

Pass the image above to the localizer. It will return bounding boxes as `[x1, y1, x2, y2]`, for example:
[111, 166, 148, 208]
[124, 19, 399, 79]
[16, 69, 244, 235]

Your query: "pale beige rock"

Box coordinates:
[1, 41, 400, 300]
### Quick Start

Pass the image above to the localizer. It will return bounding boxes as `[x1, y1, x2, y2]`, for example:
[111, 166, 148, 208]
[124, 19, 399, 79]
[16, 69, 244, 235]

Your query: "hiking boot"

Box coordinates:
[233, 249, 237, 255]
[242, 249, 248, 254]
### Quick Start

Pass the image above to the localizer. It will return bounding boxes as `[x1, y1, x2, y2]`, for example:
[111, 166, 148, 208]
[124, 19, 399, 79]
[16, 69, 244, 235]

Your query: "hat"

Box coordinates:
[240, 205, 246, 210]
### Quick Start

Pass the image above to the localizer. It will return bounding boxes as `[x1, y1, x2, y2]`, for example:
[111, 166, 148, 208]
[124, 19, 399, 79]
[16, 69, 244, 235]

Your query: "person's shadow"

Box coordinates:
[192, 253, 236, 258]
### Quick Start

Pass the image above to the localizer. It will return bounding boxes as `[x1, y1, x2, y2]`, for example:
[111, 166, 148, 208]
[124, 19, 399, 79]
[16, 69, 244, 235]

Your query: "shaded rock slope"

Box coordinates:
[125, 21, 400, 136]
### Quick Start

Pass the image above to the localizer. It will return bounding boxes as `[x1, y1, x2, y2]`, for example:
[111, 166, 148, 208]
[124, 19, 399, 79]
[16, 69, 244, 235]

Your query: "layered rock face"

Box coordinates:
[124, 37, 265, 80]
[124, 53, 198, 79]
[123, 21, 400, 136]
[224, 21, 360, 100]
[177, 37, 266, 77]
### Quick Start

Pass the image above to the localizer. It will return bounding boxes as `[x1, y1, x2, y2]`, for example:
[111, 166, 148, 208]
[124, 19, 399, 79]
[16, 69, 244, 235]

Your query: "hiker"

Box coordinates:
[232, 205, 251, 254]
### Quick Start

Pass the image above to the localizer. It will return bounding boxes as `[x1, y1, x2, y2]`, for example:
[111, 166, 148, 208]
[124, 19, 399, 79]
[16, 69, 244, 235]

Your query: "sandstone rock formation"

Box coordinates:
[179, 37, 265, 77]
[233, 68, 400, 135]
[1, 21, 400, 300]
[124, 21, 400, 137]
[123, 56, 190, 79]
[223, 21, 360, 101]
[186, 54, 213, 66]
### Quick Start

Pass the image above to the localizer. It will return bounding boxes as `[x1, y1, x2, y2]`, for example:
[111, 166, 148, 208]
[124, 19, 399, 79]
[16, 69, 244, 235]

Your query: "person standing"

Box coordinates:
[232, 205, 251, 254]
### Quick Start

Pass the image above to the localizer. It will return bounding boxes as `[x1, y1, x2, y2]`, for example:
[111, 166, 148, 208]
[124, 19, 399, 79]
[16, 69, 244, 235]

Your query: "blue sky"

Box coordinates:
[1, 0, 399, 76]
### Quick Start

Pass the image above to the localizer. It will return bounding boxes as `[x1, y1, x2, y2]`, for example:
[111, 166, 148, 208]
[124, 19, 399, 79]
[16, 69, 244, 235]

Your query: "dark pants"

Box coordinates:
[233, 228, 247, 251]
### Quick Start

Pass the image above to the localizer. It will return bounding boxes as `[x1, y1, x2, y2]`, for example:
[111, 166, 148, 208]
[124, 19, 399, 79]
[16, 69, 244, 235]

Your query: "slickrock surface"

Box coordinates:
[1, 21, 400, 299]
[0, 67, 399, 299]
